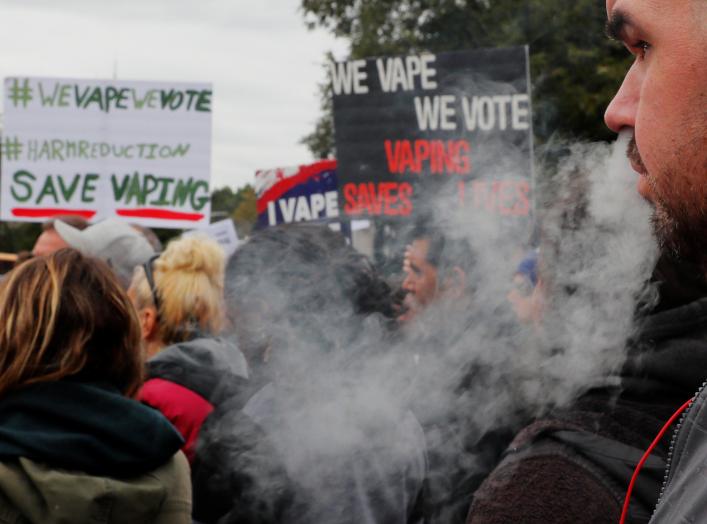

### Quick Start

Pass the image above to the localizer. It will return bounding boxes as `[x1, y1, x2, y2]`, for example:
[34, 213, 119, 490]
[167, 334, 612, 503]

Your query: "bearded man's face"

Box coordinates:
[604, 0, 707, 265]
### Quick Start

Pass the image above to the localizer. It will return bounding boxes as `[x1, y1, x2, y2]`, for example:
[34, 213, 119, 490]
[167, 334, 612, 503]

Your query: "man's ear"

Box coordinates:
[441, 266, 467, 299]
[138, 307, 158, 341]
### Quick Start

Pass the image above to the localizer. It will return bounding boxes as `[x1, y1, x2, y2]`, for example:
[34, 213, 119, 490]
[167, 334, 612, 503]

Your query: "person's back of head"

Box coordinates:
[31, 215, 89, 257]
[0, 248, 143, 398]
[0, 248, 192, 522]
[226, 224, 395, 372]
[130, 235, 226, 354]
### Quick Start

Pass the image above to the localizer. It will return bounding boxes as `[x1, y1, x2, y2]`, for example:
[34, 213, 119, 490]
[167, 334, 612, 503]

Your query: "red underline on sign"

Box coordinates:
[11, 208, 97, 219]
[116, 208, 205, 221]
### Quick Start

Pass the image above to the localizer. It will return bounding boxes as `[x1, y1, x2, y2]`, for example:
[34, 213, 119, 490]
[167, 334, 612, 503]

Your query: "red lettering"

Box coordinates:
[513, 180, 531, 216]
[381, 139, 473, 175]
[472, 180, 487, 209]
[384, 140, 400, 173]
[342, 182, 415, 217]
[498, 180, 516, 215]
[343, 183, 360, 215]
[488, 181, 501, 212]
[465, 179, 532, 216]
[398, 183, 413, 216]
[413, 140, 429, 174]
[379, 182, 399, 215]
[440, 141, 456, 173]
[456, 141, 471, 174]
[363, 183, 382, 215]
[398, 141, 415, 173]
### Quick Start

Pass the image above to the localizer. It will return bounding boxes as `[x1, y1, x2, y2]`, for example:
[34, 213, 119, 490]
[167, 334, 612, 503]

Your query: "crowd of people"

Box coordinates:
[0, 1, 704, 523]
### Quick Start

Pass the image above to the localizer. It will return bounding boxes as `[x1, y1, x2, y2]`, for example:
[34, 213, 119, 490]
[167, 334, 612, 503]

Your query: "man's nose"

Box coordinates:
[604, 62, 640, 133]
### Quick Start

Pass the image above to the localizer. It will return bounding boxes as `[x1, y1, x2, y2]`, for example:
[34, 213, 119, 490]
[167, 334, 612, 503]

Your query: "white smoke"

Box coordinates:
[210, 130, 659, 523]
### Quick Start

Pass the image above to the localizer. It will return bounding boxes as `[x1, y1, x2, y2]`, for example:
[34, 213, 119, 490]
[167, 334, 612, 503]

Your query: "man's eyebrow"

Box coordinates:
[605, 9, 631, 41]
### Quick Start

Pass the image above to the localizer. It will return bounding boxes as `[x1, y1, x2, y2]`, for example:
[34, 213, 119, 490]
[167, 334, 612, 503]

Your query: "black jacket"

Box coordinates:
[140, 337, 278, 524]
[467, 296, 707, 524]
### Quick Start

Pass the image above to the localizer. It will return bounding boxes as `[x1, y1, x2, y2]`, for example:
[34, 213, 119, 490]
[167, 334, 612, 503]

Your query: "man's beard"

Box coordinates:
[627, 136, 707, 269]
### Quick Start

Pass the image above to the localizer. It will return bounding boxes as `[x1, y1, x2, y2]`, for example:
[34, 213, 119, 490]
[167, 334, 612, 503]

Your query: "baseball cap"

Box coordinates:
[55, 218, 155, 288]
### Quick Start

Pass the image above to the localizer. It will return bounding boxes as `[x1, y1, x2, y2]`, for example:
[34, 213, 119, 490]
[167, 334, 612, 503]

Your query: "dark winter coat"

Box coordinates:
[139, 337, 249, 462]
[139, 337, 273, 523]
[241, 382, 428, 524]
[467, 296, 707, 524]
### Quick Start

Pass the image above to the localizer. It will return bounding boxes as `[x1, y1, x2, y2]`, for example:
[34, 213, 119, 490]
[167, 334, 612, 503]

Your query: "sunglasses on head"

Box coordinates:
[142, 254, 162, 312]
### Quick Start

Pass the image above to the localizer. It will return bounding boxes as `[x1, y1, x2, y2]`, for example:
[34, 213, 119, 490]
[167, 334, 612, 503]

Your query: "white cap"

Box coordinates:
[55, 218, 155, 288]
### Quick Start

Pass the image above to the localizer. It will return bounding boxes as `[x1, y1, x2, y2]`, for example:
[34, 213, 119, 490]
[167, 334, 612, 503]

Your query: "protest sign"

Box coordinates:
[255, 159, 339, 228]
[331, 47, 533, 220]
[1, 77, 212, 228]
[184, 218, 239, 256]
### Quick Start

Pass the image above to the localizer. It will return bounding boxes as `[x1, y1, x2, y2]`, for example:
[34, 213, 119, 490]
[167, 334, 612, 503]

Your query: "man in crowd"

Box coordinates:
[213, 224, 426, 524]
[396, 219, 529, 524]
[603, 0, 707, 521]
[30, 215, 89, 257]
[466, 1, 707, 522]
[399, 221, 475, 324]
[506, 249, 540, 325]
[53, 218, 155, 288]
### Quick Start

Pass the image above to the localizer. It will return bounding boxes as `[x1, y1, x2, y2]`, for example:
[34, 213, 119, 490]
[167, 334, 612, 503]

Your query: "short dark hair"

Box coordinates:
[226, 224, 395, 367]
[42, 215, 89, 232]
[408, 217, 476, 279]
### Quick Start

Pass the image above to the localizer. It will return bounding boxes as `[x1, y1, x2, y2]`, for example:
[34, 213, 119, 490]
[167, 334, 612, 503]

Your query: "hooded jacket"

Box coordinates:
[0, 381, 190, 524]
[466, 295, 707, 524]
[139, 337, 249, 462]
[139, 337, 261, 523]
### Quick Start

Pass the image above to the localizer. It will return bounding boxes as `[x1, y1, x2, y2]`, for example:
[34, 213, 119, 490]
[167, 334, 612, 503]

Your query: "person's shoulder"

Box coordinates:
[147, 451, 191, 491]
[650, 387, 707, 523]
[0, 453, 192, 523]
[144, 452, 192, 523]
[467, 438, 621, 524]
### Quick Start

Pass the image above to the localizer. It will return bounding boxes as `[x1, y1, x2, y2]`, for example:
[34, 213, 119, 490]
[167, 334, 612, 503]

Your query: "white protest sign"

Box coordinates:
[1, 77, 212, 229]
[184, 218, 240, 257]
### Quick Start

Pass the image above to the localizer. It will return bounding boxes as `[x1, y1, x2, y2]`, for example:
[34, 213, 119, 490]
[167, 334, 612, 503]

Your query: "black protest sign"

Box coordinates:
[331, 46, 533, 220]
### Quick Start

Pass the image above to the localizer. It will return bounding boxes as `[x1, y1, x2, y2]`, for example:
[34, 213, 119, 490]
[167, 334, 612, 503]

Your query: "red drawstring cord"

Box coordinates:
[619, 398, 693, 524]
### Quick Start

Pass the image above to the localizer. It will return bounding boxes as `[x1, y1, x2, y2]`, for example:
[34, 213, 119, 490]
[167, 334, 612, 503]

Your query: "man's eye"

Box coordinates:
[629, 40, 651, 60]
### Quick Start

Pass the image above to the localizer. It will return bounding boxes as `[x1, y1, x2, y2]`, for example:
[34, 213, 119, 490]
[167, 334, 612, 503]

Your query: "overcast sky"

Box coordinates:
[0, 0, 347, 189]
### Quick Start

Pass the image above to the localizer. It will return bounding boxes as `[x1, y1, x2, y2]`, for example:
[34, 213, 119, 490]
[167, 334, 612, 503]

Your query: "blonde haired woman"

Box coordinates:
[130, 234, 226, 357]
[129, 234, 248, 462]
[0, 249, 190, 523]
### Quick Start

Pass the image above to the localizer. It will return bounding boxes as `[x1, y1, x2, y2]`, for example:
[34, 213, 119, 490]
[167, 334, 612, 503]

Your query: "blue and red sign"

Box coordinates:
[255, 159, 339, 228]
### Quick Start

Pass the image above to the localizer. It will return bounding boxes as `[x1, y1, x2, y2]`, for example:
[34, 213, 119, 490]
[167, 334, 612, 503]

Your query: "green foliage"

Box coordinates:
[211, 185, 243, 215]
[0, 222, 40, 254]
[301, 0, 632, 148]
[209, 183, 257, 237]
[300, 52, 337, 159]
[231, 185, 257, 238]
